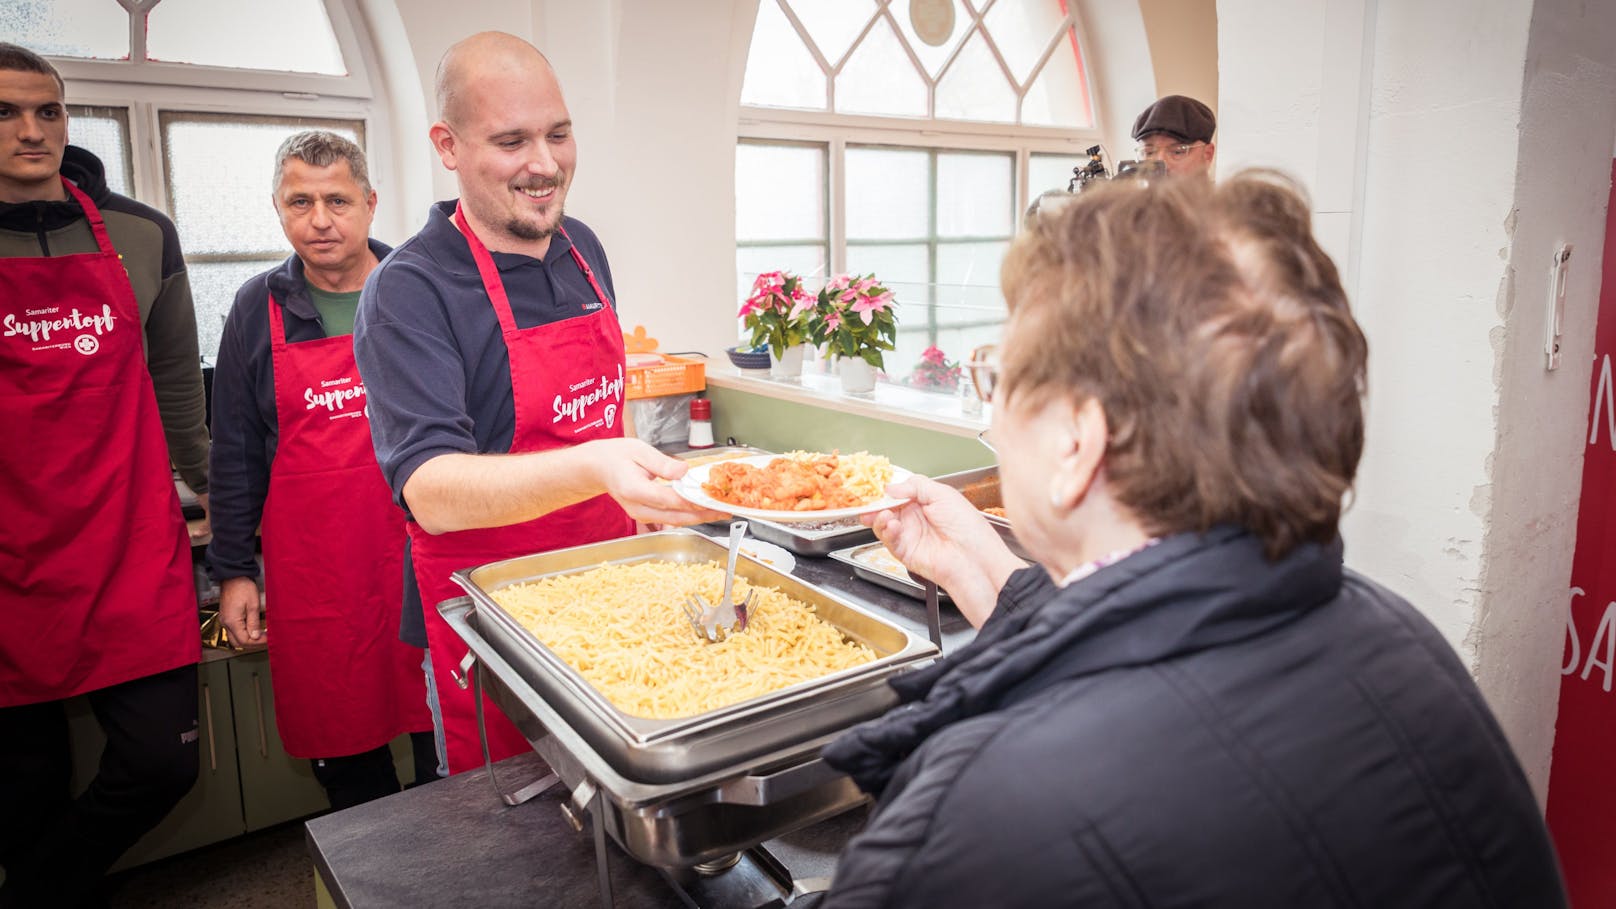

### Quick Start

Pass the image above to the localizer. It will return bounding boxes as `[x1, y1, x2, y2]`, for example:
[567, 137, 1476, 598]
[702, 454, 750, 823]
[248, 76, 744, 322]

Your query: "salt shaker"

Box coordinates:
[688, 397, 715, 449]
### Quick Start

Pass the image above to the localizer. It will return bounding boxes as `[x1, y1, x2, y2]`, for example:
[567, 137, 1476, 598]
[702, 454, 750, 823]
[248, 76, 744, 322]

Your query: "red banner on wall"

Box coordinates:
[1547, 158, 1616, 908]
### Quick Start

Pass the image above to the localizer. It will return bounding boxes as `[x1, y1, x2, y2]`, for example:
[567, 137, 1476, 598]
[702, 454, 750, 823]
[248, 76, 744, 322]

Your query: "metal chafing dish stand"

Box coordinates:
[438, 530, 939, 907]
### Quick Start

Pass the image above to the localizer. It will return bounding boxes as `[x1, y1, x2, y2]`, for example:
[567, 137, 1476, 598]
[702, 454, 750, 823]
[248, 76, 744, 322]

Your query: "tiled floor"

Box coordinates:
[106, 822, 313, 909]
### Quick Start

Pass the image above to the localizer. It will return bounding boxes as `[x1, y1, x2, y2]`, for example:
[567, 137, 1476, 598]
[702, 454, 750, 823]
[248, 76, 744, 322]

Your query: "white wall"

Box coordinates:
[1220, 0, 1616, 800]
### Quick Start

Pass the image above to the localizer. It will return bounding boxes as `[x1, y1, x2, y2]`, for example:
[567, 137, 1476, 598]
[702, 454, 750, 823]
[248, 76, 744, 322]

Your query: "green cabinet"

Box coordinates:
[226, 650, 330, 831]
[66, 657, 244, 872]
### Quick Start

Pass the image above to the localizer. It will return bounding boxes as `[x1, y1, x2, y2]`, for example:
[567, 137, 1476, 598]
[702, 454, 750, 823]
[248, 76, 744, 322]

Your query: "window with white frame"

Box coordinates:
[736, 0, 1101, 392]
[5, 0, 381, 361]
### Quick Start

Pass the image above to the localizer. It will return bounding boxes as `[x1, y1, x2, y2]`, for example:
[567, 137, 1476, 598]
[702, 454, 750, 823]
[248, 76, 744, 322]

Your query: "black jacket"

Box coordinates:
[204, 242, 391, 582]
[822, 527, 1565, 908]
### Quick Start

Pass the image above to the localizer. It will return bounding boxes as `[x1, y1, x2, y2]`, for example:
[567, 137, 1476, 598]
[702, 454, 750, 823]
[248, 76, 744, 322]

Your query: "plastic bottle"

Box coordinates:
[959, 378, 983, 417]
[688, 397, 715, 449]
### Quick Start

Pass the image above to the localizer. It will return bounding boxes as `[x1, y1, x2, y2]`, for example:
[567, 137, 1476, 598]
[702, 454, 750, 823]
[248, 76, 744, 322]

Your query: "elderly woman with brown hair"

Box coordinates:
[817, 172, 1565, 908]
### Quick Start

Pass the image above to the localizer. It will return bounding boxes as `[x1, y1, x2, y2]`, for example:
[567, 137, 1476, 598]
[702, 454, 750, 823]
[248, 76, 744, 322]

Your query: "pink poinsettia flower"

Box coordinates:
[752, 271, 785, 297]
[823, 310, 843, 332]
[921, 345, 946, 365]
[738, 295, 766, 318]
[850, 289, 893, 324]
[852, 276, 878, 294]
[788, 288, 815, 320]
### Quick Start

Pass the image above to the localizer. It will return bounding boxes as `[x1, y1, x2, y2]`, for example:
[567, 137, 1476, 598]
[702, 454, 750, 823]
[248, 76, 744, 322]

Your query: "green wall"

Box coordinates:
[706, 387, 994, 477]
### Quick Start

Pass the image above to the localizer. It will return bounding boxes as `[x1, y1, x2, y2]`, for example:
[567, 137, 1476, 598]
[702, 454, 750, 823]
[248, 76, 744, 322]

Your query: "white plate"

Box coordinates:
[705, 535, 797, 574]
[673, 454, 913, 523]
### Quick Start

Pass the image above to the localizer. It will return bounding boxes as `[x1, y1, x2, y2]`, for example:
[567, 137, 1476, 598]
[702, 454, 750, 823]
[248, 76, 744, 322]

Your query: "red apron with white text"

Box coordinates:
[411, 207, 635, 773]
[259, 294, 430, 758]
[0, 178, 197, 706]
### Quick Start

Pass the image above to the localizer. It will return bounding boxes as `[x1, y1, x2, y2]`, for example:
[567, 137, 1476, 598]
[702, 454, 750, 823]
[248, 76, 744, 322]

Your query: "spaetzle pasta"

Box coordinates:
[491, 561, 876, 719]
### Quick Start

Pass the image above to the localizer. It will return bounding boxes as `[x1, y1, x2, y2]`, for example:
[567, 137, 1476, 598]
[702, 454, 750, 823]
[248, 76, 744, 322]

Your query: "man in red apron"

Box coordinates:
[207, 131, 435, 808]
[354, 32, 724, 775]
[0, 45, 207, 907]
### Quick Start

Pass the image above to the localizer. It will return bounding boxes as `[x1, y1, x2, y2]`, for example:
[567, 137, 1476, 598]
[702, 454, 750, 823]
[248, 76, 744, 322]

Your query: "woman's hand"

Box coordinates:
[862, 476, 1025, 627]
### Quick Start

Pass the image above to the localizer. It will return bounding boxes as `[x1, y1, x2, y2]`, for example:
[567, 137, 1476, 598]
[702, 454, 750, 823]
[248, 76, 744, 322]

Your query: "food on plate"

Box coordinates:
[679, 449, 758, 469]
[852, 544, 914, 582]
[981, 506, 1008, 518]
[491, 561, 874, 719]
[702, 451, 893, 512]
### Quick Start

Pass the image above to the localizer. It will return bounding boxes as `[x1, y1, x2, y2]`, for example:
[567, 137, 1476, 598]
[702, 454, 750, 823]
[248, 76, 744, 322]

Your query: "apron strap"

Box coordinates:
[60, 178, 117, 258]
[267, 291, 290, 352]
[451, 205, 614, 331]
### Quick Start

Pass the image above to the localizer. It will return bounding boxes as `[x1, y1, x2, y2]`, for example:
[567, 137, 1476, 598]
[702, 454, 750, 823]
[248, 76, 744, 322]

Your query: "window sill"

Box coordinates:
[705, 366, 989, 439]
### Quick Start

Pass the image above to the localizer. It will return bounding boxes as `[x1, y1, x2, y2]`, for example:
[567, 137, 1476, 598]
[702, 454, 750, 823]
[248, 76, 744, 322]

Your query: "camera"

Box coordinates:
[1025, 146, 1170, 224]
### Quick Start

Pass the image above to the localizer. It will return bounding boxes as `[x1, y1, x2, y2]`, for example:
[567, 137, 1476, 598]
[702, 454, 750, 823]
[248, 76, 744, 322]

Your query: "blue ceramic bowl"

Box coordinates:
[727, 346, 772, 370]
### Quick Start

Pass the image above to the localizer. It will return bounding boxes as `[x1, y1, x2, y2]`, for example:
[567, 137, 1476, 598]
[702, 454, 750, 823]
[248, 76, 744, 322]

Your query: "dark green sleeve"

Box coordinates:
[146, 267, 210, 494]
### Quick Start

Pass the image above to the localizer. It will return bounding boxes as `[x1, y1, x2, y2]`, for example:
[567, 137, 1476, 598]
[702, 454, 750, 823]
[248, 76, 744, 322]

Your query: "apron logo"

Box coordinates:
[552, 364, 625, 427]
[3, 303, 117, 344]
[304, 377, 366, 414]
[74, 334, 100, 356]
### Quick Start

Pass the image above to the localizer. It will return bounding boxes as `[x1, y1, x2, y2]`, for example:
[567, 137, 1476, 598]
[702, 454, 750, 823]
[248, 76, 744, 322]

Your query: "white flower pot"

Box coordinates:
[839, 357, 877, 395]
[769, 344, 806, 380]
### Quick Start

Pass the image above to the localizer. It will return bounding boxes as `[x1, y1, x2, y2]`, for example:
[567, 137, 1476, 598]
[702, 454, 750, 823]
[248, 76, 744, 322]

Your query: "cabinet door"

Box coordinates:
[66, 660, 246, 871]
[227, 651, 331, 831]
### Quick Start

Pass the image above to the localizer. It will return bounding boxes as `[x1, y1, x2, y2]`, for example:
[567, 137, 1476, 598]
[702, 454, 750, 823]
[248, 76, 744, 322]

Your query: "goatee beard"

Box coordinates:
[506, 218, 553, 242]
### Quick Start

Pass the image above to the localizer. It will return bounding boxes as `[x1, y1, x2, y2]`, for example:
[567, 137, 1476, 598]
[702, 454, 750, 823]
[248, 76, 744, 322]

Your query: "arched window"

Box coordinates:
[737, 0, 1100, 390]
[5, 0, 385, 360]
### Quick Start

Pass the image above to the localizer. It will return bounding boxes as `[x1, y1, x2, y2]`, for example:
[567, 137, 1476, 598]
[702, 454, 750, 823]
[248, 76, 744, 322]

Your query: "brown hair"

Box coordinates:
[998, 170, 1368, 558]
[0, 43, 66, 97]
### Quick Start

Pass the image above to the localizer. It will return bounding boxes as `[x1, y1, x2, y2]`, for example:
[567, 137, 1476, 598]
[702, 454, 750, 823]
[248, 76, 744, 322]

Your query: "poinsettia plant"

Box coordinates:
[738, 270, 815, 359]
[808, 273, 898, 369]
[908, 345, 962, 391]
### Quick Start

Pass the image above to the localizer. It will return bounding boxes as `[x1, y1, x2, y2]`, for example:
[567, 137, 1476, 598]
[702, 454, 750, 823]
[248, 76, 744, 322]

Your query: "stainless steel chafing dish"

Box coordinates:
[439, 530, 938, 876]
[933, 465, 1031, 560]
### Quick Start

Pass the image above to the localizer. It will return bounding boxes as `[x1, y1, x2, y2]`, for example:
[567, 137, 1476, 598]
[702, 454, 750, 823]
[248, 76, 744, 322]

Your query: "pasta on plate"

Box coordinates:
[490, 561, 875, 719]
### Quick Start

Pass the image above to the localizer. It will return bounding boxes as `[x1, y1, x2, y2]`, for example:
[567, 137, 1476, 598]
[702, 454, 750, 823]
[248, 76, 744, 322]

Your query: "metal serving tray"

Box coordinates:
[749, 516, 876, 556]
[449, 530, 936, 786]
[827, 541, 948, 603]
[933, 465, 1030, 560]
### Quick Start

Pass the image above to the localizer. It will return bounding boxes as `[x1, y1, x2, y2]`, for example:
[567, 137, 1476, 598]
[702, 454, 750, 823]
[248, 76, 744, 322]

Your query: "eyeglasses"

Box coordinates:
[1134, 141, 1205, 161]
[967, 343, 999, 404]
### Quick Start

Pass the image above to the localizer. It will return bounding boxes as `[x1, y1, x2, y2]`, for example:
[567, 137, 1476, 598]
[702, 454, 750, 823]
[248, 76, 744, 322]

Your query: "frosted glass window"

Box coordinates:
[1022, 28, 1093, 128]
[846, 148, 929, 240]
[935, 30, 1015, 123]
[935, 240, 1007, 313]
[937, 152, 1011, 238]
[784, 0, 876, 69]
[188, 259, 283, 357]
[836, 16, 927, 119]
[67, 106, 132, 197]
[1030, 152, 1082, 197]
[147, 0, 345, 75]
[2, 0, 128, 61]
[161, 113, 362, 256]
[736, 143, 826, 242]
[983, 0, 1064, 86]
[847, 243, 929, 288]
[890, 0, 967, 78]
[741, 0, 827, 111]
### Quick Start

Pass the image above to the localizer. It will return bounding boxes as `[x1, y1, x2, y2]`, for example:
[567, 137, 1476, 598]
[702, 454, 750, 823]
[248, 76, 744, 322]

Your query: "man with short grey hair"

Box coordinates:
[207, 129, 435, 809]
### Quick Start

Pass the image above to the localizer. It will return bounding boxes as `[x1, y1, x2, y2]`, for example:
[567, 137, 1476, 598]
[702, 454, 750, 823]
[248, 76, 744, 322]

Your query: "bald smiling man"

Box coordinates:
[352, 32, 725, 776]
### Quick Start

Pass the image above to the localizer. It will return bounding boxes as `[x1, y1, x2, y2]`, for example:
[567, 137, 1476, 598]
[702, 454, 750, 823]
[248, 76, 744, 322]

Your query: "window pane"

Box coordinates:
[148, 0, 346, 75]
[982, 0, 1065, 86]
[162, 113, 362, 256]
[736, 244, 828, 331]
[1030, 152, 1082, 197]
[1023, 27, 1093, 128]
[847, 243, 928, 288]
[937, 152, 1011, 238]
[2, 0, 128, 61]
[736, 143, 826, 242]
[846, 147, 929, 240]
[188, 258, 283, 359]
[784, 0, 876, 69]
[936, 240, 1007, 315]
[741, 0, 827, 111]
[836, 15, 927, 118]
[890, 0, 966, 78]
[935, 28, 1015, 123]
[67, 106, 132, 198]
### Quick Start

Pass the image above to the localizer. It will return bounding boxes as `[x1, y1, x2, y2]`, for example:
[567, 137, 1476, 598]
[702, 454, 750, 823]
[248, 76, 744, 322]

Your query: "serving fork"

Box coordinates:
[681, 521, 757, 643]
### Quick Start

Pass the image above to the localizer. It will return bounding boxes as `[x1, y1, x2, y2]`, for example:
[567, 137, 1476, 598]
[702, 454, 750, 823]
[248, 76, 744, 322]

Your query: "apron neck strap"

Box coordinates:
[60, 177, 117, 258]
[266, 291, 289, 350]
[451, 204, 613, 325]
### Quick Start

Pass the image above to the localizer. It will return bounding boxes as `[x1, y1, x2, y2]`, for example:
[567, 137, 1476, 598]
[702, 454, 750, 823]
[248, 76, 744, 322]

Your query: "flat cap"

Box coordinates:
[1130, 95, 1216, 143]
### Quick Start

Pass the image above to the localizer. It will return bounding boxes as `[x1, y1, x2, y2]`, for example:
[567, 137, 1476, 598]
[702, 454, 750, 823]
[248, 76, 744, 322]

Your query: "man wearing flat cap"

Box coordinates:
[1131, 94, 1217, 179]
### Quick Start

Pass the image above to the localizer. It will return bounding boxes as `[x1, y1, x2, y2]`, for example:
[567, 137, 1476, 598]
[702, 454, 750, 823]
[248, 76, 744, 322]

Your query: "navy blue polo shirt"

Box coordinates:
[354, 202, 617, 646]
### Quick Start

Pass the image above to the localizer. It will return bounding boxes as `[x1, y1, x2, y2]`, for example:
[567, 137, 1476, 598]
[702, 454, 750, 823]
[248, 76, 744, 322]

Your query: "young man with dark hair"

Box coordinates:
[0, 42, 207, 908]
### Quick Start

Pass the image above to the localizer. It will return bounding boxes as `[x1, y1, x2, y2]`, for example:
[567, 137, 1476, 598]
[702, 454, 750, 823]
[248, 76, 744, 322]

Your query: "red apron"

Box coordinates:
[0, 178, 197, 706]
[259, 294, 431, 758]
[412, 207, 635, 773]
